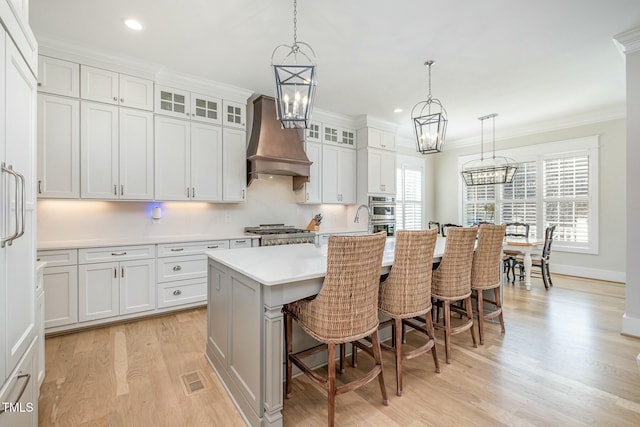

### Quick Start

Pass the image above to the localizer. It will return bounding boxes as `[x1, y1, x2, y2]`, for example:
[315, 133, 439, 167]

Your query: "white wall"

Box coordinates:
[37, 175, 363, 243]
[431, 118, 626, 282]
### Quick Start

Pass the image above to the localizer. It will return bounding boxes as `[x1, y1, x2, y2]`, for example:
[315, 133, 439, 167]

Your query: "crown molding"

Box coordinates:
[353, 115, 399, 132]
[445, 105, 625, 149]
[310, 108, 358, 128]
[614, 27, 640, 54]
[37, 35, 253, 102]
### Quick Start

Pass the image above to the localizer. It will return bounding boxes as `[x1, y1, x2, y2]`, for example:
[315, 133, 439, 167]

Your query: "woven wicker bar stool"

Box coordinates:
[378, 229, 440, 396]
[283, 232, 388, 427]
[432, 226, 478, 364]
[471, 224, 507, 345]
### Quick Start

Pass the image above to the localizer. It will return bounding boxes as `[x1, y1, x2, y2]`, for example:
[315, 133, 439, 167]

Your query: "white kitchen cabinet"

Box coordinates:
[0, 339, 37, 427]
[191, 122, 223, 201]
[357, 127, 396, 151]
[80, 101, 118, 198]
[35, 264, 44, 390]
[222, 100, 246, 129]
[305, 121, 321, 142]
[155, 85, 191, 119]
[229, 238, 251, 249]
[364, 148, 396, 195]
[41, 265, 78, 328]
[296, 141, 322, 204]
[322, 144, 356, 204]
[81, 65, 153, 111]
[323, 124, 355, 148]
[3, 31, 37, 375]
[81, 103, 153, 200]
[154, 116, 223, 201]
[37, 55, 79, 97]
[37, 94, 80, 198]
[191, 93, 222, 125]
[222, 127, 247, 202]
[118, 108, 154, 200]
[78, 248, 155, 322]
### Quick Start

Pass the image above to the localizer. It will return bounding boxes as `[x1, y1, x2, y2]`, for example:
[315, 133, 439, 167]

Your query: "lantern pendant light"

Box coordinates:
[412, 60, 448, 154]
[461, 113, 518, 186]
[271, 0, 317, 129]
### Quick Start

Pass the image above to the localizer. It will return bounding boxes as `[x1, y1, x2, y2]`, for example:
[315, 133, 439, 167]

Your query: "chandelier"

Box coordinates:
[461, 113, 518, 186]
[411, 60, 448, 154]
[271, 0, 317, 129]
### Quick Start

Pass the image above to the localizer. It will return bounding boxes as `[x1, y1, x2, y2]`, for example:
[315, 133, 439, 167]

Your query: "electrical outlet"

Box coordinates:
[224, 214, 231, 223]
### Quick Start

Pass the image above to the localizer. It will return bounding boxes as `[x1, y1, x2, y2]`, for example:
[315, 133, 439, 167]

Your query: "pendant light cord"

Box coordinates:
[293, 0, 298, 47]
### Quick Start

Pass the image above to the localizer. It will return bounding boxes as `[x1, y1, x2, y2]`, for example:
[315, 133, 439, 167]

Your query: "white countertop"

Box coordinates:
[206, 236, 446, 287]
[37, 233, 260, 250]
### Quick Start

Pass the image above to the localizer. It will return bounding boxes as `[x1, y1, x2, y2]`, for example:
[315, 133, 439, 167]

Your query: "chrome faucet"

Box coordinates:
[354, 204, 373, 234]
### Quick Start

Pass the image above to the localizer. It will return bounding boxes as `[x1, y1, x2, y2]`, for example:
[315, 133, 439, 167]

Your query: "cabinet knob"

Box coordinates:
[173, 290, 182, 296]
[173, 265, 182, 271]
[120, 98, 124, 103]
[113, 97, 118, 101]
[37, 82, 42, 87]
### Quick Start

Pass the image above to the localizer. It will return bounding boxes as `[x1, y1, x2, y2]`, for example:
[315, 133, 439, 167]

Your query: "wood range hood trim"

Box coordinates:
[246, 95, 311, 191]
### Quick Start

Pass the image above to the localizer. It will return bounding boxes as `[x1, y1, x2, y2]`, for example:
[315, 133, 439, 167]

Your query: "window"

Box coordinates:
[396, 165, 423, 230]
[459, 136, 598, 254]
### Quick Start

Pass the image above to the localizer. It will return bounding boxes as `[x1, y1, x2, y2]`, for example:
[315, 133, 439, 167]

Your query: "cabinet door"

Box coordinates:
[120, 259, 155, 315]
[80, 102, 119, 198]
[222, 100, 246, 129]
[190, 122, 223, 201]
[305, 122, 321, 142]
[222, 127, 247, 201]
[119, 74, 153, 111]
[322, 124, 339, 145]
[338, 147, 356, 204]
[191, 93, 222, 125]
[321, 145, 340, 203]
[43, 265, 78, 328]
[37, 55, 79, 97]
[301, 141, 321, 203]
[37, 94, 80, 198]
[80, 65, 119, 105]
[340, 128, 356, 147]
[379, 150, 396, 194]
[4, 36, 37, 372]
[78, 262, 119, 322]
[155, 85, 190, 119]
[154, 116, 190, 200]
[119, 108, 153, 200]
[0, 28, 5, 386]
[367, 149, 384, 194]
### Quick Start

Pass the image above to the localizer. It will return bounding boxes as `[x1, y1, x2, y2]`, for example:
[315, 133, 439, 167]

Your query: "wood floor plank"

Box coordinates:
[38, 275, 640, 426]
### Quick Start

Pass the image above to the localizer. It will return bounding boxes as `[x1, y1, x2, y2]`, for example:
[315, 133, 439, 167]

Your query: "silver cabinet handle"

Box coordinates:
[12, 168, 26, 240]
[0, 373, 30, 415]
[38, 179, 43, 194]
[173, 290, 182, 296]
[207, 245, 219, 249]
[186, 187, 190, 198]
[111, 252, 127, 256]
[114, 184, 117, 196]
[121, 267, 125, 278]
[113, 96, 118, 101]
[192, 187, 195, 198]
[121, 184, 124, 196]
[242, 189, 245, 199]
[120, 98, 124, 103]
[114, 267, 117, 278]
[235, 240, 247, 244]
[170, 248, 184, 252]
[172, 265, 182, 271]
[1, 163, 20, 247]
[306, 192, 309, 201]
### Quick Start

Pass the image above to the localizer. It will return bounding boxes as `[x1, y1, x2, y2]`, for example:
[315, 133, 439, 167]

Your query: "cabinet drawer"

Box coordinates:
[157, 255, 206, 283]
[37, 249, 78, 267]
[78, 245, 155, 264]
[157, 240, 228, 257]
[229, 238, 251, 249]
[157, 279, 207, 308]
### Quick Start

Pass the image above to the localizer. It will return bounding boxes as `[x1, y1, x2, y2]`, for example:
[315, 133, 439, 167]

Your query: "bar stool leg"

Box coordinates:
[393, 318, 403, 396]
[327, 343, 337, 427]
[370, 330, 389, 405]
[477, 290, 485, 345]
[425, 312, 440, 373]
[466, 296, 478, 348]
[494, 287, 505, 334]
[444, 300, 451, 364]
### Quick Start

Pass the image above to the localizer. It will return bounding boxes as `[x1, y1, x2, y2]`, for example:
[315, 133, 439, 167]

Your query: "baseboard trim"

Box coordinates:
[551, 264, 625, 283]
[622, 313, 640, 338]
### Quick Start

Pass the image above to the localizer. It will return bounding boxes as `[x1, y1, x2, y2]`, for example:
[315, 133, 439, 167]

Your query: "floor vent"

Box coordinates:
[181, 371, 206, 395]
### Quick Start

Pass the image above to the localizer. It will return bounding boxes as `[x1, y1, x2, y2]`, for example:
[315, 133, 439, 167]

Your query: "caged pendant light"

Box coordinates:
[412, 60, 448, 154]
[271, 0, 317, 129]
[461, 113, 518, 186]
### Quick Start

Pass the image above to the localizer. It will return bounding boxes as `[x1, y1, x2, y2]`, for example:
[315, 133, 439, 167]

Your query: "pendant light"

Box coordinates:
[461, 113, 518, 186]
[412, 60, 448, 154]
[271, 0, 317, 129]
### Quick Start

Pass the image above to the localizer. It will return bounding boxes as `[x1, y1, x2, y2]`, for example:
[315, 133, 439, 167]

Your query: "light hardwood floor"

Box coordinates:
[39, 275, 640, 426]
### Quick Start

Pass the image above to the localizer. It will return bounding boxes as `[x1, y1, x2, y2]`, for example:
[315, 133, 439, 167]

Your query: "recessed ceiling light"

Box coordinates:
[393, 108, 403, 113]
[124, 19, 143, 31]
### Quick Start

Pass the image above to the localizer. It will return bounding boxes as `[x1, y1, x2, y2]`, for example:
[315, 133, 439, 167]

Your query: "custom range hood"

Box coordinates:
[247, 95, 311, 190]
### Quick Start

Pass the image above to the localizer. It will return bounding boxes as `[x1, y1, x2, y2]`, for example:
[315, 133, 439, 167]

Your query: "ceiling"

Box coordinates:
[29, 0, 640, 144]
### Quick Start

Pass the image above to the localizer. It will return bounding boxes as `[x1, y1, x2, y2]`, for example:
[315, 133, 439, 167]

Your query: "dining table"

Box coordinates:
[503, 237, 544, 290]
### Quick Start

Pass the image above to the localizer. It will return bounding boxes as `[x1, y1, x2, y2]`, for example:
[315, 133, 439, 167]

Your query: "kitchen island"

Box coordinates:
[205, 238, 445, 427]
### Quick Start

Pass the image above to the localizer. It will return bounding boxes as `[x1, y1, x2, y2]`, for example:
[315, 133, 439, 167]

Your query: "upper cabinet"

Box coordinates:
[357, 127, 396, 151]
[155, 85, 190, 119]
[155, 85, 229, 127]
[37, 56, 80, 97]
[323, 124, 356, 148]
[81, 65, 154, 111]
[191, 93, 222, 125]
[295, 141, 322, 204]
[222, 100, 246, 129]
[305, 122, 321, 143]
[222, 127, 247, 202]
[322, 145, 356, 204]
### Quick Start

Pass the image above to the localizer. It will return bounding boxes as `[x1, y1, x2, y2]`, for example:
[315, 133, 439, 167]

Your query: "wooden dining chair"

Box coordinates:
[514, 225, 556, 289]
[504, 222, 530, 282]
[283, 232, 388, 427]
[471, 223, 507, 345]
[428, 221, 441, 234]
[431, 226, 478, 363]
